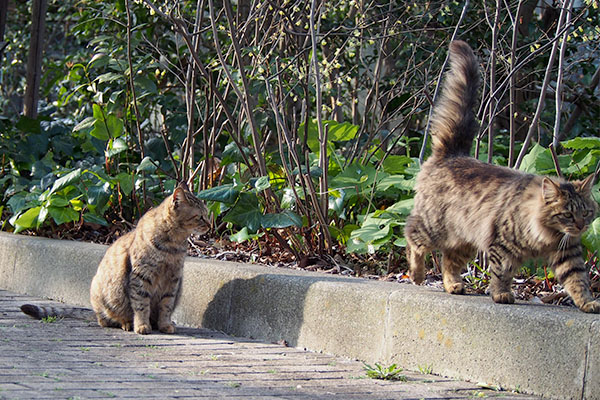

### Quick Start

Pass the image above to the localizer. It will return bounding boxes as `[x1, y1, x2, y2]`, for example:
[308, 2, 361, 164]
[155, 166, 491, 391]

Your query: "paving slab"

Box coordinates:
[0, 290, 535, 400]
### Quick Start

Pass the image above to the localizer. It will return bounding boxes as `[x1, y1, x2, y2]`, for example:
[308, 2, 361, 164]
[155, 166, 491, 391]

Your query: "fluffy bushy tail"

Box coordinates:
[429, 40, 480, 159]
[20, 304, 95, 320]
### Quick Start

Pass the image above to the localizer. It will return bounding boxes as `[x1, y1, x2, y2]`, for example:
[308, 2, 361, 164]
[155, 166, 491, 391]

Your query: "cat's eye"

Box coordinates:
[562, 212, 573, 219]
[583, 210, 592, 217]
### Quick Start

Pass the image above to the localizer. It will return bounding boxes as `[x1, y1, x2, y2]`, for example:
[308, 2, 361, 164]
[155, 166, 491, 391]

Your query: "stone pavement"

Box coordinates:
[0, 290, 537, 400]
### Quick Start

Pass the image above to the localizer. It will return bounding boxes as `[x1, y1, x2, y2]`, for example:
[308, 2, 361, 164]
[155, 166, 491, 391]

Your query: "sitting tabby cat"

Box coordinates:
[405, 41, 599, 313]
[21, 182, 210, 332]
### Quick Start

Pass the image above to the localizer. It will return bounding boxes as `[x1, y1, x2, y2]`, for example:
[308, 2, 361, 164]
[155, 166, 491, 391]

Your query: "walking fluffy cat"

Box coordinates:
[405, 41, 599, 313]
[21, 182, 209, 332]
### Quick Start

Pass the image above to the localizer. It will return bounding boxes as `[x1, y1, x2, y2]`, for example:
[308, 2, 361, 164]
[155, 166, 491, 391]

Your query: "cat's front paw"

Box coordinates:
[159, 323, 176, 334]
[409, 268, 425, 285]
[134, 323, 152, 334]
[492, 292, 515, 304]
[579, 300, 600, 313]
[444, 281, 464, 295]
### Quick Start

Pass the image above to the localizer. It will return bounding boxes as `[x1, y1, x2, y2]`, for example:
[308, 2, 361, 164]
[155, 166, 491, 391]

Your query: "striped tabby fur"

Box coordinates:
[405, 41, 599, 313]
[21, 182, 210, 332]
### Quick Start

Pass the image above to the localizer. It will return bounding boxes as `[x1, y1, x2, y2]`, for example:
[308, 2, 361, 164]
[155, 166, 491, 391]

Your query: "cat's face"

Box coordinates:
[541, 175, 597, 237]
[170, 184, 210, 234]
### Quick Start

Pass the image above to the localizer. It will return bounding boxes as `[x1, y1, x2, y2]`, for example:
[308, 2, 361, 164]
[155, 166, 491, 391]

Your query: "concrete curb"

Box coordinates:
[0, 232, 598, 399]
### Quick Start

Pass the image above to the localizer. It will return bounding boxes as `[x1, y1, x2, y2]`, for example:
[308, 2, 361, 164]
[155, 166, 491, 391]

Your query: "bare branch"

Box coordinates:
[514, 0, 573, 169]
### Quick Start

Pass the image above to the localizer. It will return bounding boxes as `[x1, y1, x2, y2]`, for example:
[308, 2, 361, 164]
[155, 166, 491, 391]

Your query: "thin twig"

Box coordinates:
[308, 0, 333, 254]
[487, 0, 501, 164]
[508, 0, 524, 168]
[549, 144, 563, 178]
[552, 0, 573, 149]
[125, 0, 147, 206]
[514, 0, 572, 169]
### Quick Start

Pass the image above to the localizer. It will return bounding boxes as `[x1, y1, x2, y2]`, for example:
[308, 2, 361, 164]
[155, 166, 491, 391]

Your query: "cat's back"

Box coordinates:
[419, 156, 537, 189]
[97, 230, 135, 271]
[415, 155, 542, 212]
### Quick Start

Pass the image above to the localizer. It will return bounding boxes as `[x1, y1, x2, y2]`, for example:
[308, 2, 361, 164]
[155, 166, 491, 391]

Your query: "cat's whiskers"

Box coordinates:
[558, 233, 571, 257]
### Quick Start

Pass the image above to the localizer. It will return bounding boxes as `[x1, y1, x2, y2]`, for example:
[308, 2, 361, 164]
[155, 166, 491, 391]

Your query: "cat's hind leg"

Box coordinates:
[487, 245, 517, 304]
[96, 312, 126, 330]
[405, 215, 432, 285]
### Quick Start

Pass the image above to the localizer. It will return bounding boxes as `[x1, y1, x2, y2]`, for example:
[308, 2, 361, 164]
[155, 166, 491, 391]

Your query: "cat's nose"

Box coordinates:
[575, 219, 585, 230]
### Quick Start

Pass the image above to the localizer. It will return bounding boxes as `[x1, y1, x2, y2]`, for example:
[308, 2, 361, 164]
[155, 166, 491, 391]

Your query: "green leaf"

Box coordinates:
[582, 217, 600, 253]
[330, 163, 380, 193]
[37, 206, 49, 228]
[48, 206, 79, 225]
[562, 150, 596, 176]
[230, 226, 264, 243]
[16, 116, 41, 134]
[7, 193, 29, 214]
[221, 142, 251, 165]
[519, 143, 547, 174]
[261, 210, 303, 229]
[14, 207, 42, 232]
[106, 114, 124, 138]
[48, 196, 70, 207]
[291, 165, 323, 177]
[106, 137, 128, 157]
[223, 193, 262, 232]
[92, 103, 104, 121]
[197, 184, 240, 204]
[90, 119, 109, 141]
[72, 116, 96, 133]
[135, 75, 158, 94]
[83, 212, 109, 226]
[88, 104, 110, 140]
[49, 169, 82, 195]
[326, 120, 359, 141]
[385, 198, 414, 216]
[298, 119, 359, 154]
[254, 176, 271, 192]
[298, 119, 321, 154]
[534, 152, 570, 175]
[381, 155, 413, 174]
[377, 175, 415, 192]
[88, 53, 109, 69]
[115, 172, 134, 195]
[393, 237, 407, 247]
[86, 183, 111, 211]
[137, 156, 157, 172]
[350, 217, 391, 243]
[96, 72, 122, 84]
[562, 137, 600, 150]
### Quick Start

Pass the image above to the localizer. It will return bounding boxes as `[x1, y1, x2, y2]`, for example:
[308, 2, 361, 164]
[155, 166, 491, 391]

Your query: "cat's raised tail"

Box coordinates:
[429, 40, 480, 159]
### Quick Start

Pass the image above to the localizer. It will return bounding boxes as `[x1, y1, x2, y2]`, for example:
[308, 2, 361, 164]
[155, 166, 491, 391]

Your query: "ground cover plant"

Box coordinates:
[1, 0, 599, 305]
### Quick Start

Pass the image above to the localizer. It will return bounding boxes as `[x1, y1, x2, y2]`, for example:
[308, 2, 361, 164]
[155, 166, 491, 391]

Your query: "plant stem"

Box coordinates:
[514, 0, 572, 169]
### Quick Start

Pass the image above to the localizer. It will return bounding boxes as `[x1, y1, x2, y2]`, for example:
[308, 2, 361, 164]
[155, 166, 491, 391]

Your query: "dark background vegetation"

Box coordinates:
[0, 0, 599, 296]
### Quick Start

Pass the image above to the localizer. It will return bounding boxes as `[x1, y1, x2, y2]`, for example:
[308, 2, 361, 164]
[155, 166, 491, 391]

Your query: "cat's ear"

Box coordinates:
[542, 177, 561, 203]
[172, 186, 188, 208]
[575, 174, 596, 196]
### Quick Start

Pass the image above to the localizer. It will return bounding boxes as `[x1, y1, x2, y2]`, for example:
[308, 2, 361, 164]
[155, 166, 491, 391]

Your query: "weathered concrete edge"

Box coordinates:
[0, 232, 598, 399]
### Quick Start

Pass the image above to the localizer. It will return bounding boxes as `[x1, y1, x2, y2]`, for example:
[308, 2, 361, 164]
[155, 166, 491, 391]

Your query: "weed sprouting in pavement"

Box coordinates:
[418, 364, 433, 374]
[363, 362, 407, 381]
